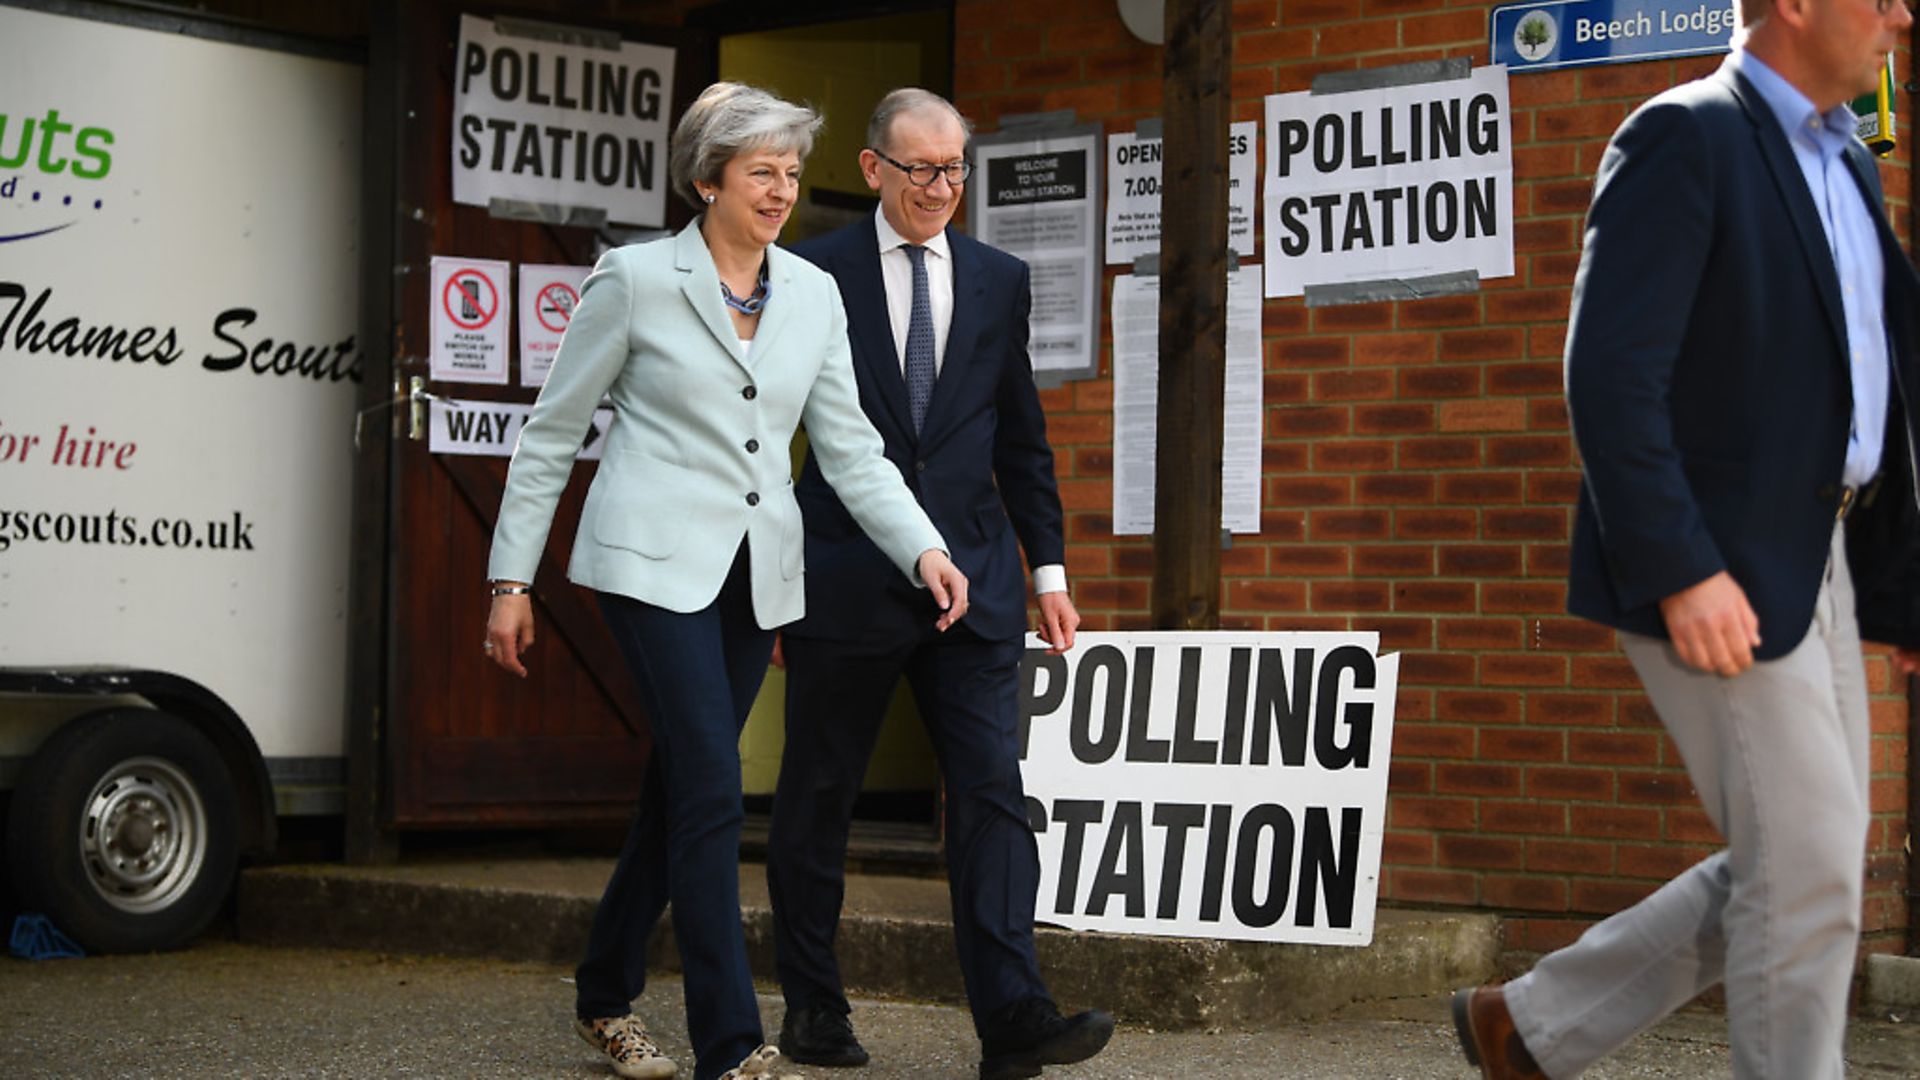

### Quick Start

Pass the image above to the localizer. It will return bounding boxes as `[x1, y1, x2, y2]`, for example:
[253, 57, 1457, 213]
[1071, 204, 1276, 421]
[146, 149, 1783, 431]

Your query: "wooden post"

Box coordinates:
[1150, 0, 1232, 630]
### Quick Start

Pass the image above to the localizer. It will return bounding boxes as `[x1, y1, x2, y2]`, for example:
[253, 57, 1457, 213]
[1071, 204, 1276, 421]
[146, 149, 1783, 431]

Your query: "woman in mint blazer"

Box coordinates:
[482, 84, 968, 1080]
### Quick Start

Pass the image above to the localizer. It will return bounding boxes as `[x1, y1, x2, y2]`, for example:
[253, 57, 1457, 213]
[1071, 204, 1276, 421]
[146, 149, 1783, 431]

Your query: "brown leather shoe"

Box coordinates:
[1451, 986, 1547, 1080]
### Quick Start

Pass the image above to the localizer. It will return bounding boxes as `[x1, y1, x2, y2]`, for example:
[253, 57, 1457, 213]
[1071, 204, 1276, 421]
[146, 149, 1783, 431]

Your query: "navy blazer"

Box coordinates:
[1566, 63, 1920, 657]
[785, 217, 1066, 644]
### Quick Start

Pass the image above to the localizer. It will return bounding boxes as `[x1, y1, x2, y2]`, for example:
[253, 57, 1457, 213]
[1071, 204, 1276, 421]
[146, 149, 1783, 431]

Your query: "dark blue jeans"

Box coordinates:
[576, 546, 774, 1080]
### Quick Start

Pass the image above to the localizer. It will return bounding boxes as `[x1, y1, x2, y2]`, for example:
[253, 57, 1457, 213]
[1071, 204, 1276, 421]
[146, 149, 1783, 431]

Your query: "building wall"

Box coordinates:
[954, 0, 1915, 959]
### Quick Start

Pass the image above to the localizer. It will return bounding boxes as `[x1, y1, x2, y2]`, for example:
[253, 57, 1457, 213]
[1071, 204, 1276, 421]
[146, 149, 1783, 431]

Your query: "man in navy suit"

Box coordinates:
[767, 89, 1112, 1080]
[1451, 2, 1920, 1078]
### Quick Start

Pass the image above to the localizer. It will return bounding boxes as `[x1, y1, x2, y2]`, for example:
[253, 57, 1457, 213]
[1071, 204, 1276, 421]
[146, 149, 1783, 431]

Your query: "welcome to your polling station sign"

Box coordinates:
[1019, 632, 1400, 946]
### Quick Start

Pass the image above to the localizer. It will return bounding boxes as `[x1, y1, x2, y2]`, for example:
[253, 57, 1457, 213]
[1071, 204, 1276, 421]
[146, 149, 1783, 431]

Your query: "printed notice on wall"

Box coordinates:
[1262, 66, 1515, 298]
[1020, 631, 1401, 945]
[1105, 121, 1258, 265]
[517, 263, 589, 387]
[430, 256, 511, 385]
[1111, 264, 1264, 535]
[968, 124, 1103, 382]
[429, 399, 612, 460]
[452, 14, 675, 226]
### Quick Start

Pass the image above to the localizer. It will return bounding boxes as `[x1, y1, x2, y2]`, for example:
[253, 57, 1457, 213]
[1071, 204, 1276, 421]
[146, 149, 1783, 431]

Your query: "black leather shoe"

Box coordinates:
[779, 1003, 869, 1068]
[978, 997, 1115, 1080]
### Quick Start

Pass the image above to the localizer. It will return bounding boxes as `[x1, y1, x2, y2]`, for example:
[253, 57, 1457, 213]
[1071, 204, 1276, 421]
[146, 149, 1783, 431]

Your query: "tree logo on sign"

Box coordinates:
[1514, 11, 1557, 60]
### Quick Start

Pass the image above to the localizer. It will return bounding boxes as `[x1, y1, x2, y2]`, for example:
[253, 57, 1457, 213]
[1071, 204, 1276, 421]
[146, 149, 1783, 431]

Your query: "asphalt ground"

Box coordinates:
[3, 937, 1919, 1078]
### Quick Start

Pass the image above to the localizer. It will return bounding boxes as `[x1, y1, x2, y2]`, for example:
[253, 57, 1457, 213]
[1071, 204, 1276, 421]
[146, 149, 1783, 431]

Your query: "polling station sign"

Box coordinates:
[1492, 1, 1737, 73]
[1020, 632, 1400, 946]
[1263, 66, 1514, 298]
[452, 15, 675, 226]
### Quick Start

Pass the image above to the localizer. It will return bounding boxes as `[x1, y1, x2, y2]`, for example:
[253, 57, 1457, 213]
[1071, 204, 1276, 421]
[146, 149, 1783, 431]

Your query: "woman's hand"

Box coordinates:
[917, 550, 970, 631]
[485, 590, 536, 677]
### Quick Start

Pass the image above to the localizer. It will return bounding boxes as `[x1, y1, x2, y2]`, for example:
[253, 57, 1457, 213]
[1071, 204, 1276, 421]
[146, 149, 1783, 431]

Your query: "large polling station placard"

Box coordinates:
[1263, 66, 1514, 298]
[453, 15, 675, 226]
[1020, 632, 1400, 945]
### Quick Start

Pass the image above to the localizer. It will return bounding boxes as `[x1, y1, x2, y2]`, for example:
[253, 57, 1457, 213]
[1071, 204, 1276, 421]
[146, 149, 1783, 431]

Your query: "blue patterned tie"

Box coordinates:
[903, 244, 935, 434]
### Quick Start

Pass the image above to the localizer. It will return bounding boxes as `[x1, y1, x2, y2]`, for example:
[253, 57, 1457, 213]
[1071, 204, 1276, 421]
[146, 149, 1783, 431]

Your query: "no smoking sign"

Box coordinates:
[518, 264, 590, 388]
[535, 280, 578, 333]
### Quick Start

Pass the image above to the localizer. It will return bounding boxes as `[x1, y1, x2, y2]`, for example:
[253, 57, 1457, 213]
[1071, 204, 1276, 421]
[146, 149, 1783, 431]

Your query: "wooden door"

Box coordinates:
[373, 0, 714, 827]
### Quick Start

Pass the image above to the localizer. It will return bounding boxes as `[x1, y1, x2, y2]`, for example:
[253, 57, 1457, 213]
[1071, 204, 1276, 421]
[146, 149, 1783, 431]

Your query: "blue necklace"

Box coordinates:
[720, 268, 770, 315]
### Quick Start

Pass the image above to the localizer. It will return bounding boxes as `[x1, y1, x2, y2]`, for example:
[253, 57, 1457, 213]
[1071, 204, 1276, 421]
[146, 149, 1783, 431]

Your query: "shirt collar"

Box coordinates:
[873, 206, 951, 262]
[1730, 49, 1860, 156]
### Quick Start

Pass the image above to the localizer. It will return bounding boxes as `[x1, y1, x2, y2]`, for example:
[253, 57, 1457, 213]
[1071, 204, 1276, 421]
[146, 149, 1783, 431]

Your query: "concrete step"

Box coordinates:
[236, 857, 1499, 1030]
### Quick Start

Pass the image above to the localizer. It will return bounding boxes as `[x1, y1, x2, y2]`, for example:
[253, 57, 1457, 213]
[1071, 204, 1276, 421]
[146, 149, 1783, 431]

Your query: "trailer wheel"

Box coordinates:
[5, 708, 239, 953]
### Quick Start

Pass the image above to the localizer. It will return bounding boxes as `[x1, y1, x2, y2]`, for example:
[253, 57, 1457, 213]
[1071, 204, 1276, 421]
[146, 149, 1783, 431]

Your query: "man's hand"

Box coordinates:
[918, 549, 970, 631]
[1658, 570, 1761, 677]
[1893, 648, 1920, 677]
[1035, 590, 1080, 654]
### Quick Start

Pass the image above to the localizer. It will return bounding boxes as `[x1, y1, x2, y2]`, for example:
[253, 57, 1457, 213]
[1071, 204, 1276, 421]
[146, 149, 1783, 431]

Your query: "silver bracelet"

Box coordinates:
[490, 584, 532, 597]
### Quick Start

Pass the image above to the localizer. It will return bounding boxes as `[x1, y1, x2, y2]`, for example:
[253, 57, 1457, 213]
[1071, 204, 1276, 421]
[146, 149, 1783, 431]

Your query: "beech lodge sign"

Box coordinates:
[1018, 632, 1401, 946]
[1492, 0, 1738, 73]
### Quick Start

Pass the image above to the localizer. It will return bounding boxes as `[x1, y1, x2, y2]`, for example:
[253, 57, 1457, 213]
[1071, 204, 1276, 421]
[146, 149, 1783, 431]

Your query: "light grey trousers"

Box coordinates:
[1504, 527, 1872, 1079]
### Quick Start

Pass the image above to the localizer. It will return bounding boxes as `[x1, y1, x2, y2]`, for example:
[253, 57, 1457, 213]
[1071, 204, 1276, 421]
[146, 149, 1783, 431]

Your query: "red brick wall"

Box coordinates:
[955, 0, 1915, 958]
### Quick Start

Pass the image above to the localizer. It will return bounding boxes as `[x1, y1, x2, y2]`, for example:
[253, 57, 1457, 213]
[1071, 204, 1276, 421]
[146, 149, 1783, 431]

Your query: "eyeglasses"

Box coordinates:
[870, 149, 972, 187]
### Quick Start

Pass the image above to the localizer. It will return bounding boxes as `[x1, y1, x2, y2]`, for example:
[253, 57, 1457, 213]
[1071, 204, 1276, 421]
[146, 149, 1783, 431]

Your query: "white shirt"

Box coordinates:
[871, 208, 1067, 597]
[1733, 51, 1890, 488]
[873, 207, 955, 376]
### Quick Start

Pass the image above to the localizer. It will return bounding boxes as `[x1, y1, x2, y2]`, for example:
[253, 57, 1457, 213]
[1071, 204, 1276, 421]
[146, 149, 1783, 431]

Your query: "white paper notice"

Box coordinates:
[1105, 121, 1257, 265]
[517, 263, 589, 387]
[429, 398, 613, 460]
[1262, 65, 1514, 298]
[1111, 264, 1265, 534]
[430, 256, 511, 385]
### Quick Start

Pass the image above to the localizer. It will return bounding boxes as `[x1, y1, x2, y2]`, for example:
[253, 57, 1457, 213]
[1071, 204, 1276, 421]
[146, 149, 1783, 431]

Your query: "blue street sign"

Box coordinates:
[1491, 0, 1737, 73]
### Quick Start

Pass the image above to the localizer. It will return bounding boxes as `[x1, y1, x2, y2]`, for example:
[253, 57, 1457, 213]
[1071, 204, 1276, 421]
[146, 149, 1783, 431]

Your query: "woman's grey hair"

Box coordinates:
[866, 88, 973, 156]
[668, 82, 823, 209]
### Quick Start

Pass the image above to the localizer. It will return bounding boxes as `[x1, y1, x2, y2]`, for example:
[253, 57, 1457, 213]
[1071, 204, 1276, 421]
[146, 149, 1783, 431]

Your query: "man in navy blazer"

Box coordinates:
[1451, 2, 1920, 1078]
[767, 89, 1112, 1080]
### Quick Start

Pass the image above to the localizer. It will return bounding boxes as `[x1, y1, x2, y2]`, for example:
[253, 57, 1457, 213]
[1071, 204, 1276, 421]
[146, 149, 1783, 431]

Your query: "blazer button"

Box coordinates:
[745, 439, 760, 453]
[745, 492, 760, 507]
[742, 385, 758, 400]
[915, 460, 927, 472]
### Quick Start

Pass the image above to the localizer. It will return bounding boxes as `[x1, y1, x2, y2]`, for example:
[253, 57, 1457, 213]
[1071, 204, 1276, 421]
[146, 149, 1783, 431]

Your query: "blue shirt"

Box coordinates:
[1732, 50, 1890, 487]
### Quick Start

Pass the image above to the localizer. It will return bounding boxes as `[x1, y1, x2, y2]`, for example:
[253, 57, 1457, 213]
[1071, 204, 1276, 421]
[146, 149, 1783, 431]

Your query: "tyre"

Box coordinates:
[5, 707, 239, 953]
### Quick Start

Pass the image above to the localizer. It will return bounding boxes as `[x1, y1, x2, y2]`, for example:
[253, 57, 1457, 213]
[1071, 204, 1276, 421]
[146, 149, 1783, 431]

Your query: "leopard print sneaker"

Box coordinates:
[574, 1014, 678, 1079]
[718, 1043, 798, 1079]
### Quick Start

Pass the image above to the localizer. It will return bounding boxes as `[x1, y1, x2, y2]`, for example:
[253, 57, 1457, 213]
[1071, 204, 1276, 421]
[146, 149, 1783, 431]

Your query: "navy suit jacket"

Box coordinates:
[785, 217, 1066, 644]
[1566, 63, 1920, 657]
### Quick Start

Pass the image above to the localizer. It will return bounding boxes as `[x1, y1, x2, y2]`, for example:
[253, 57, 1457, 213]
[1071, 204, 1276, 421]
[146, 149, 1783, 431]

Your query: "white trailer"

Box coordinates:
[0, 4, 361, 951]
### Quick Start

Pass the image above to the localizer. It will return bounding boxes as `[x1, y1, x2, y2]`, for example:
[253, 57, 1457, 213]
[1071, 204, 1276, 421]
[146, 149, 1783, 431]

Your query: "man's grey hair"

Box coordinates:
[668, 82, 823, 209]
[866, 88, 973, 156]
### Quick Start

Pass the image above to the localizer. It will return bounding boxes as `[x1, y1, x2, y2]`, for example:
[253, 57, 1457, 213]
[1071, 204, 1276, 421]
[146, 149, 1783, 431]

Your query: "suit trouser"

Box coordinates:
[575, 548, 775, 1080]
[769, 624, 1050, 1033]
[1504, 526, 1871, 1080]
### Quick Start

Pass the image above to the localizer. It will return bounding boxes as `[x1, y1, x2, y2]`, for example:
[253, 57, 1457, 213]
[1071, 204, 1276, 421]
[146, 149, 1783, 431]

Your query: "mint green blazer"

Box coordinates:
[488, 221, 946, 628]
